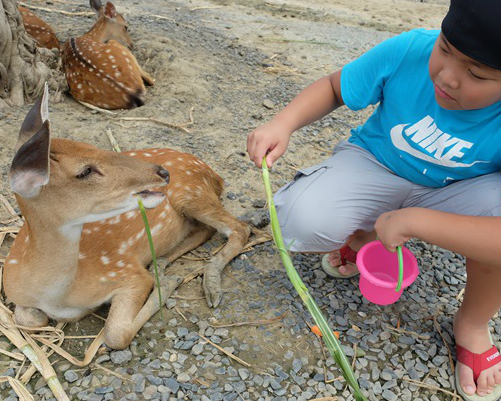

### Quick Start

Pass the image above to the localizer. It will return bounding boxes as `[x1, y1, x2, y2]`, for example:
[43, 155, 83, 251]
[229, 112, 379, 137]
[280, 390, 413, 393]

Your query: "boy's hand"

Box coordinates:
[247, 120, 292, 168]
[375, 209, 414, 252]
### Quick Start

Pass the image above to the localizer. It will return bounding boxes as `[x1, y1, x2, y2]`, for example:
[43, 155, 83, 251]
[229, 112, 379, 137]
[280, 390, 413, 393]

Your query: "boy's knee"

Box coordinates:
[277, 203, 352, 252]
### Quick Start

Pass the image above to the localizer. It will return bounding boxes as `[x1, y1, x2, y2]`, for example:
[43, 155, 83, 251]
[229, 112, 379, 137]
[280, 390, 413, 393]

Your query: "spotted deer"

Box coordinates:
[19, 6, 60, 50]
[61, 0, 154, 110]
[4, 85, 250, 349]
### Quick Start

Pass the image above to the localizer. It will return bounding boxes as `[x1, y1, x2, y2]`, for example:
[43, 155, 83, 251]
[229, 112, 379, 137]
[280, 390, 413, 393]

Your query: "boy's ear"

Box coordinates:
[104, 2, 117, 19]
[10, 85, 51, 199]
[16, 82, 49, 152]
[90, 0, 104, 16]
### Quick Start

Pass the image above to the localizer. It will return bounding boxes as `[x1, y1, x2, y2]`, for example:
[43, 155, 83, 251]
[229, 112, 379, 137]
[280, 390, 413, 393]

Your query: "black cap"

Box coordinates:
[441, 0, 501, 70]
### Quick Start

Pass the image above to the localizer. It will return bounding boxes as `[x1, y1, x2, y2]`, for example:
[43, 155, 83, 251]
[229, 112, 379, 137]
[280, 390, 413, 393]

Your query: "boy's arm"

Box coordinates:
[375, 208, 501, 266]
[247, 70, 344, 168]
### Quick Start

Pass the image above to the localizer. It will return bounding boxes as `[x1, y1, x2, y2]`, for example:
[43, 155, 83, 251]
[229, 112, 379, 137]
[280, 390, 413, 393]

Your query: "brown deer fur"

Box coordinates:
[19, 6, 60, 50]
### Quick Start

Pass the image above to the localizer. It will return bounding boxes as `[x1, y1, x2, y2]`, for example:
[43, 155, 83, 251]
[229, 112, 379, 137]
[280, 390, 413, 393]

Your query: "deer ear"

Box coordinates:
[10, 120, 51, 199]
[90, 0, 103, 15]
[16, 82, 49, 152]
[104, 2, 117, 19]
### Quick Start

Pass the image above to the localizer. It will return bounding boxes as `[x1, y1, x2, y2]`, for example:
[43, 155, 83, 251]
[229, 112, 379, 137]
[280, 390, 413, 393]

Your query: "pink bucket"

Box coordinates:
[356, 241, 419, 305]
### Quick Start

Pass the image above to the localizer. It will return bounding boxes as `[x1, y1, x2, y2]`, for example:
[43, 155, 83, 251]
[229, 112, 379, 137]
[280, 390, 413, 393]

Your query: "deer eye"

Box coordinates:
[76, 166, 94, 179]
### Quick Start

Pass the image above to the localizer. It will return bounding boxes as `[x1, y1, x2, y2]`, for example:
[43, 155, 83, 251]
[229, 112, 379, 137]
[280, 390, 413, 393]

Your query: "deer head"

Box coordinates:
[9, 84, 169, 234]
[87, 0, 132, 48]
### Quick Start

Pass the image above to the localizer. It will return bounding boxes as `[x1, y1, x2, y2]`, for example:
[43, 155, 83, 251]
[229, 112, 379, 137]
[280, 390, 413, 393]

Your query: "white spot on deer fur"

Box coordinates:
[144, 153, 152, 157]
[129, 152, 136, 156]
[167, 189, 173, 197]
[164, 161, 172, 167]
[112, 64, 117, 69]
[186, 170, 192, 175]
[118, 241, 128, 254]
[126, 57, 130, 63]
[106, 49, 111, 53]
[8, 259, 18, 264]
[160, 211, 167, 218]
[117, 260, 125, 268]
[115, 72, 121, 78]
[100, 256, 110, 265]
[175, 183, 181, 188]
[177, 157, 184, 161]
[25, 235, 29, 243]
[152, 149, 159, 153]
[126, 211, 136, 219]
[151, 223, 163, 236]
[135, 230, 145, 240]
[100, 277, 107, 282]
[77, 83, 82, 89]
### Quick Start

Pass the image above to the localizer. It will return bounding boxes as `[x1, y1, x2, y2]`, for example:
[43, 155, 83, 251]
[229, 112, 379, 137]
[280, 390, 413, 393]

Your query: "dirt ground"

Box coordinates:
[0, 0, 452, 399]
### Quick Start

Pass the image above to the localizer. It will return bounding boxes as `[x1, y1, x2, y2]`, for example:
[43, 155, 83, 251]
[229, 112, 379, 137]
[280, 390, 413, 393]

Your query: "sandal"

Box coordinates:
[455, 331, 501, 400]
[321, 246, 360, 279]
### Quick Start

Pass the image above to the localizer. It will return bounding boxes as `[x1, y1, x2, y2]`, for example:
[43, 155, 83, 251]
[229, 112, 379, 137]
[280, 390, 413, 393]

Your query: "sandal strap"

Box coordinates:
[456, 344, 501, 382]
[339, 246, 357, 265]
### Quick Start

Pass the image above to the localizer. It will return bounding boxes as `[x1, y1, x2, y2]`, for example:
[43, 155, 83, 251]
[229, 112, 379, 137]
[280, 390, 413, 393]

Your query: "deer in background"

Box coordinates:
[19, 6, 60, 50]
[4, 85, 250, 349]
[62, 0, 154, 110]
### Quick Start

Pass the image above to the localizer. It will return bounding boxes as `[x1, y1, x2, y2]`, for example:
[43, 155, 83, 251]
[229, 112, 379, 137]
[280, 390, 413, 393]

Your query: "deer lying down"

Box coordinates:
[19, 6, 60, 50]
[4, 86, 250, 349]
[62, 0, 154, 110]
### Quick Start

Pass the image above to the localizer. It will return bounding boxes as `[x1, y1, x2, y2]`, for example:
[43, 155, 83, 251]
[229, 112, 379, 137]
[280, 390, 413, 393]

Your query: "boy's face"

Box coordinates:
[429, 33, 501, 110]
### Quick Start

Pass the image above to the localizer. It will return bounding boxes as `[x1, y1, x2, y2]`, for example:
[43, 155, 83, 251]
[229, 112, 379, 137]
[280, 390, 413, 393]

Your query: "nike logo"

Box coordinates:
[390, 116, 490, 168]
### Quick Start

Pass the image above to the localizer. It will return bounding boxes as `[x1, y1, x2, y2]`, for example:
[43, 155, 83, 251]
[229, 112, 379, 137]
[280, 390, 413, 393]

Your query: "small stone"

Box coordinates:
[64, 370, 79, 383]
[110, 350, 132, 364]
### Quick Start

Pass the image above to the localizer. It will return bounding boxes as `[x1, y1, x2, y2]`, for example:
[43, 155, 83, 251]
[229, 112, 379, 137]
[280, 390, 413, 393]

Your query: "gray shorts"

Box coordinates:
[274, 141, 501, 252]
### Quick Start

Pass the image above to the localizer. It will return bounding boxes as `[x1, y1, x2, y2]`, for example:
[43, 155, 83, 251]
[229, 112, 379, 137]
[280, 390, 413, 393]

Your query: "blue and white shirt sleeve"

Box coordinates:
[340, 31, 414, 111]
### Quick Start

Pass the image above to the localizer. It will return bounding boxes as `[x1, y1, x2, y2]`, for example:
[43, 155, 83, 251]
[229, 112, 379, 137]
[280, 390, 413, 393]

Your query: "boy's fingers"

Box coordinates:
[266, 145, 285, 167]
[254, 142, 273, 167]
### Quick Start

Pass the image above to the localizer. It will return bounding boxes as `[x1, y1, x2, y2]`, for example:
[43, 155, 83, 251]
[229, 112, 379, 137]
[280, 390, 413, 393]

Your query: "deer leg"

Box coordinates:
[186, 196, 250, 307]
[103, 267, 183, 349]
[161, 224, 215, 266]
[139, 67, 155, 86]
[14, 305, 49, 327]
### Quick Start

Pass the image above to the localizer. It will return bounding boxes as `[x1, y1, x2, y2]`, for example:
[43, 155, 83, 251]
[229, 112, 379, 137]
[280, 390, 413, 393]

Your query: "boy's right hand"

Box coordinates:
[247, 120, 292, 168]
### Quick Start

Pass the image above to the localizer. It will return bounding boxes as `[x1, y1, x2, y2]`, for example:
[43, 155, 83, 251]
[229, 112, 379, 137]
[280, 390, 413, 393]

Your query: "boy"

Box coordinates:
[247, 0, 501, 399]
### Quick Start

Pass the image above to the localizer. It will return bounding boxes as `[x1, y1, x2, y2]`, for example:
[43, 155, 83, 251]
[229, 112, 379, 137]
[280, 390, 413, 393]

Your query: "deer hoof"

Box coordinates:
[203, 270, 223, 308]
[14, 305, 49, 327]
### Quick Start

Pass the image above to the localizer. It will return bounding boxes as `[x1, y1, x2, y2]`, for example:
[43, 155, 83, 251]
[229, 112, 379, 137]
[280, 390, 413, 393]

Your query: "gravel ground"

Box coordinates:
[0, 0, 491, 400]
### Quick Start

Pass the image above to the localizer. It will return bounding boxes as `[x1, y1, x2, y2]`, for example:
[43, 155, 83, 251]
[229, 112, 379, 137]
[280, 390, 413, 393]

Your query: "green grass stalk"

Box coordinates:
[261, 159, 367, 401]
[138, 199, 163, 320]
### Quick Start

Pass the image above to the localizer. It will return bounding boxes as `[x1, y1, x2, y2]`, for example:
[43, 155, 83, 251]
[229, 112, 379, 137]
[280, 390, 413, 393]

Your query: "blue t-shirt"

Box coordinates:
[341, 29, 501, 187]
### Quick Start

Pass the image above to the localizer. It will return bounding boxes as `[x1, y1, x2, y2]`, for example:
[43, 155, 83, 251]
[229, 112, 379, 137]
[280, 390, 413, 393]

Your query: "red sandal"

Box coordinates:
[455, 339, 501, 400]
[321, 245, 360, 278]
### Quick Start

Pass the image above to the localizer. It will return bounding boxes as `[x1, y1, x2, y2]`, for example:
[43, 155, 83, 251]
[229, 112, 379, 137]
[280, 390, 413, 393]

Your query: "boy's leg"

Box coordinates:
[274, 141, 413, 255]
[406, 172, 501, 397]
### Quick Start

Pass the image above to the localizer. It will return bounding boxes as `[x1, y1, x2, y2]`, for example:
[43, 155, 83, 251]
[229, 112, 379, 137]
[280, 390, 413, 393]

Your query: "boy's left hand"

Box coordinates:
[375, 209, 414, 252]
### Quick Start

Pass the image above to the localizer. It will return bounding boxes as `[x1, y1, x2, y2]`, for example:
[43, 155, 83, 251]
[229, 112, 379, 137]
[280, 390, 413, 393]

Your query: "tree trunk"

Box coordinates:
[0, 0, 65, 106]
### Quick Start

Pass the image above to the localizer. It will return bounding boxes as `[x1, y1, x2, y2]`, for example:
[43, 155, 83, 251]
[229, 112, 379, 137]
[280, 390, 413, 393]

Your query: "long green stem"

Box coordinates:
[395, 246, 404, 292]
[261, 159, 366, 401]
[138, 199, 163, 320]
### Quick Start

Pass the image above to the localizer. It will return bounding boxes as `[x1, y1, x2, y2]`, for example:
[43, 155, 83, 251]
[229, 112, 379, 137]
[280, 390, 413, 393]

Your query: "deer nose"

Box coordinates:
[156, 166, 170, 183]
